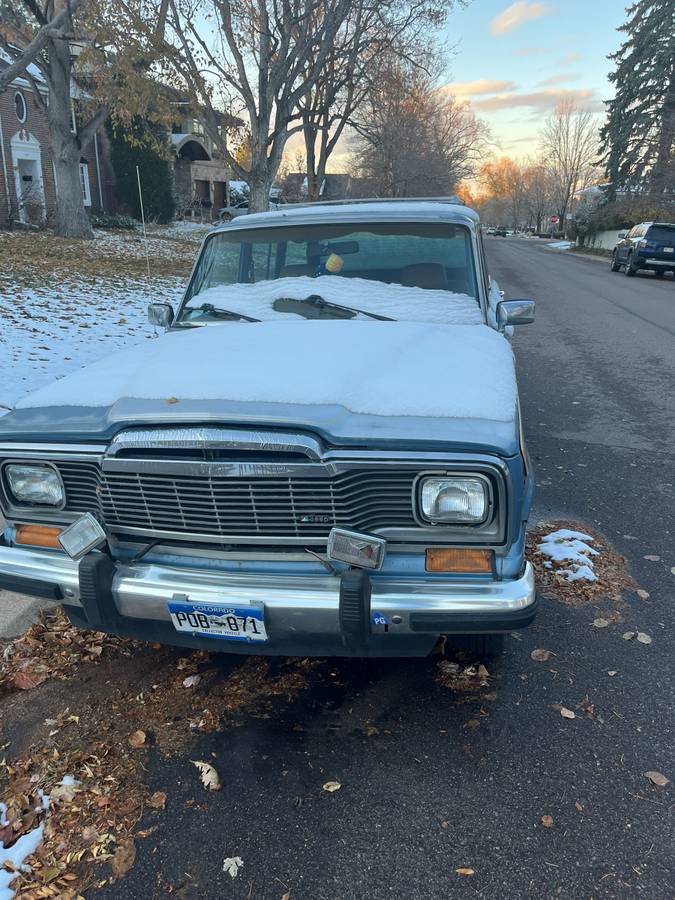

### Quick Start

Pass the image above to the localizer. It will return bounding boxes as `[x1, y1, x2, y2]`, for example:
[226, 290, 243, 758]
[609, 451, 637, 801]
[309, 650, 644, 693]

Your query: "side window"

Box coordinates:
[477, 230, 490, 298]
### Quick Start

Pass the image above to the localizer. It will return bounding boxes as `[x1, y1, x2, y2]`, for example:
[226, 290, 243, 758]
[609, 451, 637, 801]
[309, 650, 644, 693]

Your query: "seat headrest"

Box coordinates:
[399, 263, 447, 291]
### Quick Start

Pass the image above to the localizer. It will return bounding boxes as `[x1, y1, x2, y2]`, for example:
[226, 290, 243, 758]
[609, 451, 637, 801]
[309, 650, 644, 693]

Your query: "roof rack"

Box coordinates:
[278, 195, 466, 209]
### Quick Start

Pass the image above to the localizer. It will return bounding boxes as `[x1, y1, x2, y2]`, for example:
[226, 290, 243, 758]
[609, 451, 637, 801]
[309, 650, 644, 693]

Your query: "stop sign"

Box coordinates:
[549, 214, 559, 224]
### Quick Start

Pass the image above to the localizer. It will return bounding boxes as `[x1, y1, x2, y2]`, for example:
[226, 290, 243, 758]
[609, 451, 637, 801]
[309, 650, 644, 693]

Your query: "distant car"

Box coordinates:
[611, 222, 675, 277]
[486, 227, 497, 236]
[494, 228, 508, 237]
[218, 198, 287, 222]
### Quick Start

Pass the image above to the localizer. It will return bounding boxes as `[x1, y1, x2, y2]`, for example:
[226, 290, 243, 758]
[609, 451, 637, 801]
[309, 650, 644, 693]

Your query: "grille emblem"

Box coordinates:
[298, 514, 333, 524]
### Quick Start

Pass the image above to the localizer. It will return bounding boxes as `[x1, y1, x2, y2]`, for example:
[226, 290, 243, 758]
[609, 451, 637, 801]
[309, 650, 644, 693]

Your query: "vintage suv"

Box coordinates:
[0, 199, 536, 658]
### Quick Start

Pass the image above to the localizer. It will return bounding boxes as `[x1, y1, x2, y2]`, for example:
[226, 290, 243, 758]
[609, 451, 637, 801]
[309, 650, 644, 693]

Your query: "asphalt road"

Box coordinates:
[98, 239, 674, 899]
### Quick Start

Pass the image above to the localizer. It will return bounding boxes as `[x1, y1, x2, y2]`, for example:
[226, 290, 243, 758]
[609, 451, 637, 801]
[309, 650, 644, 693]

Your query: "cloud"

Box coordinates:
[489, 2, 554, 36]
[471, 87, 600, 112]
[445, 79, 518, 97]
[513, 46, 545, 56]
[557, 52, 582, 65]
[538, 72, 581, 86]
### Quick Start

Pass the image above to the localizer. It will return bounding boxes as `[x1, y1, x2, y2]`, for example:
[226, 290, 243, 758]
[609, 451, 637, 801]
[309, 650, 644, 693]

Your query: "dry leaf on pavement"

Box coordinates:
[592, 618, 610, 628]
[531, 648, 553, 661]
[12, 669, 49, 690]
[192, 760, 222, 791]
[622, 631, 636, 641]
[147, 791, 166, 809]
[541, 815, 554, 828]
[559, 707, 575, 719]
[222, 856, 244, 878]
[643, 555, 660, 561]
[322, 781, 342, 793]
[111, 838, 136, 880]
[128, 730, 147, 749]
[455, 867, 475, 876]
[636, 632, 652, 644]
[644, 771, 670, 787]
[636, 589, 650, 599]
[182, 674, 201, 688]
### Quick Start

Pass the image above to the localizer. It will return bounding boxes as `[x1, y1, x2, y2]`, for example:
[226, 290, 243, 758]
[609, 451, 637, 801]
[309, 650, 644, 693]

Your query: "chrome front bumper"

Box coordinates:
[0, 545, 537, 655]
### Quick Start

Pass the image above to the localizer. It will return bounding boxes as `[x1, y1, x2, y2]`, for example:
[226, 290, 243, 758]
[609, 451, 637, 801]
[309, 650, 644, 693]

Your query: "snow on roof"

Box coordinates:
[16, 321, 516, 422]
[184, 275, 483, 326]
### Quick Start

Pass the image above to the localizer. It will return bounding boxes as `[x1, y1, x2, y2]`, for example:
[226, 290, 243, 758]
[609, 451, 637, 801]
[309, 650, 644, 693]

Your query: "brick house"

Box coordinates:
[0, 58, 115, 227]
[0, 58, 232, 227]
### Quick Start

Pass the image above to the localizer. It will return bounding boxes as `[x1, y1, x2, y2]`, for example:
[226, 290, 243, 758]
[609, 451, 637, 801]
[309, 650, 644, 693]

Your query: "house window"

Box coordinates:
[14, 91, 27, 123]
[79, 162, 92, 206]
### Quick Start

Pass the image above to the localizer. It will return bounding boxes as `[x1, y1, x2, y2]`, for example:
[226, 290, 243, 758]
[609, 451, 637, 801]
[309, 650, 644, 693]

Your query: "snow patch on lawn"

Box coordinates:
[545, 241, 575, 251]
[538, 529, 599, 582]
[186, 275, 483, 325]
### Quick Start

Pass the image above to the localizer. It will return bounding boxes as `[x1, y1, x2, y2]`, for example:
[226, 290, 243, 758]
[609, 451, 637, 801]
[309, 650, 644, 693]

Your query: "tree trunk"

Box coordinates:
[47, 31, 93, 239]
[248, 172, 272, 213]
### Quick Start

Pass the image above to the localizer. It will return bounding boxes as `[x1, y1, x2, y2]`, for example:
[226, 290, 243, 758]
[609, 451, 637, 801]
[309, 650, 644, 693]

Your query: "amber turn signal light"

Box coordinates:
[425, 547, 493, 574]
[15, 524, 62, 549]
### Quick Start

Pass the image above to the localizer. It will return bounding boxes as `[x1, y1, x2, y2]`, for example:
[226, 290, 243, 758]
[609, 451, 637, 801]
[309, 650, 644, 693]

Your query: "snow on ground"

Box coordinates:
[545, 241, 575, 251]
[0, 230, 190, 410]
[538, 529, 599, 582]
[0, 793, 49, 900]
[17, 321, 517, 422]
[187, 275, 483, 325]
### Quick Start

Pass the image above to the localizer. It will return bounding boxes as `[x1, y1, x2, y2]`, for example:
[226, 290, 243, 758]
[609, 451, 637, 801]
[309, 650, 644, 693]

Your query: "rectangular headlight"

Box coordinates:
[4, 463, 64, 507]
[58, 513, 107, 560]
[418, 476, 488, 524]
[327, 528, 386, 570]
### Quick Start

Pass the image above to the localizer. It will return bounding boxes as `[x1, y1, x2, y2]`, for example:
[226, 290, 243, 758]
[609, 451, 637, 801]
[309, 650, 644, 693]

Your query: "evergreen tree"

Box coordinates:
[109, 122, 176, 224]
[600, 1, 675, 198]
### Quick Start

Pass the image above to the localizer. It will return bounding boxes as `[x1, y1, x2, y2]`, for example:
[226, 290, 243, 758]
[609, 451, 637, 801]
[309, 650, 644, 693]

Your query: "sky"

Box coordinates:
[441, 0, 627, 158]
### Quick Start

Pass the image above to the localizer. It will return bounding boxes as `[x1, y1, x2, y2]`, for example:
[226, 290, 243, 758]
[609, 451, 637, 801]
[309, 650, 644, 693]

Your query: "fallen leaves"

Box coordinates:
[182, 674, 201, 688]
[540, 815, 554, 828]
[559, 706, 576, 719]
[322, 781, 342, 793]
[644, 771, 670, 787]
[192, 760, 222, 791]
[530, 648, 553, 661]
[11, 667, 49, 691]
[147, 791, 166, 809]
[455, 867, 475, 876]
[435, 661, 490, 691]
[622, 631, 652, 644]
[110, 838, 136, 880]
[592, 618, 610, 629]
[128, 730, 147, 749]
[643, 554, 660, 561]
[636, 589, 650, 600]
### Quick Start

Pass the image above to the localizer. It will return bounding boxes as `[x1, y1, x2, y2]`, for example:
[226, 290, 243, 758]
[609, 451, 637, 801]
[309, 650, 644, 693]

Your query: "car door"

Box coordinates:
[617, 227, 634, 261]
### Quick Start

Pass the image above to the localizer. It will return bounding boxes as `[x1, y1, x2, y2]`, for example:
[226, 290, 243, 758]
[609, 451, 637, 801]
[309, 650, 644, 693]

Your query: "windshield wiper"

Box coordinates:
[192, 303, 260, 322]
[288, 294, 395, 321]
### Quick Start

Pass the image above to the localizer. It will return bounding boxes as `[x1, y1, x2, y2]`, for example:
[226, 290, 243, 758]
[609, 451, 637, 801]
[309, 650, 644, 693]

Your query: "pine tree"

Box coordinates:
[600, 0, 675, 198]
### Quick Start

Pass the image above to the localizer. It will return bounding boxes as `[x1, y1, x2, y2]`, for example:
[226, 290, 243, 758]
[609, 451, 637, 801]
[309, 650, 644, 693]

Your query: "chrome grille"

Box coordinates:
[55, 462, 417, 539]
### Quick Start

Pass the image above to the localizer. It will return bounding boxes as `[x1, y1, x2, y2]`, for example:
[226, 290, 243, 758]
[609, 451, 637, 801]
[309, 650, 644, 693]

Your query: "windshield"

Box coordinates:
[178, 221, 482, 325]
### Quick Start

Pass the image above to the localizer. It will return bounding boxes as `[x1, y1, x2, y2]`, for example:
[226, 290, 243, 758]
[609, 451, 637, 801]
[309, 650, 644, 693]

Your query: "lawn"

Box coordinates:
[0, 224, 210, 411]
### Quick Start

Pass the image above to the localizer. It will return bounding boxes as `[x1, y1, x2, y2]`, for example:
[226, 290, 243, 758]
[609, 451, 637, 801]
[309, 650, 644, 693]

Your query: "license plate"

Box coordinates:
[167, 600, 268, 642]
[663, 247, 673, 253]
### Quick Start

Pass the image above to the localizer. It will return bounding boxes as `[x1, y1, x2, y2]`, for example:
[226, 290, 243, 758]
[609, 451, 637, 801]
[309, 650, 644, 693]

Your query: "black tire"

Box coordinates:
[450, 634, 505, 658]
[654, 270, 664, 278]
[610, 251, 621, 272]
[624, 252, 637, 276]
[220, 212, 233, 223]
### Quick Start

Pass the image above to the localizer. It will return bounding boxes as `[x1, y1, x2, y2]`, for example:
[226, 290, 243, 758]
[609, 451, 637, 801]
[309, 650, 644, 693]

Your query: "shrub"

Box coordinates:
[90, 213, 138, 230]
[109, 122, 176, 224]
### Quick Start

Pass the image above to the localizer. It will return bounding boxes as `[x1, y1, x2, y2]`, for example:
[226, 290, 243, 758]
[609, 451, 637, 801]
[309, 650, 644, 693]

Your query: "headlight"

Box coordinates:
[4, 464, 64, 507]
[418, 476, 488, 524]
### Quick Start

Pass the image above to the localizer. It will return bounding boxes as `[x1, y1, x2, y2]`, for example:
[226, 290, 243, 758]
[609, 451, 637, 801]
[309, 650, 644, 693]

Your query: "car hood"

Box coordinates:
[2, 321, 520, 455]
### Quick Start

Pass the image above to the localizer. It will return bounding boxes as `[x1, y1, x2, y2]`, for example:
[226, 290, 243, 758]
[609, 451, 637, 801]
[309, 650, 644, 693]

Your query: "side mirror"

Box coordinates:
[497, 299, 535, 330]
[618, 232, 626, 239]
[148, 302, 174, 328]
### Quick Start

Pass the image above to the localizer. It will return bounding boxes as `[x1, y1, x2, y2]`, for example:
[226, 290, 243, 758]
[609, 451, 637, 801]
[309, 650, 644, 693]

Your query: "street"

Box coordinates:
[2, 238, 674, 898]
[107, 240, 674, 898]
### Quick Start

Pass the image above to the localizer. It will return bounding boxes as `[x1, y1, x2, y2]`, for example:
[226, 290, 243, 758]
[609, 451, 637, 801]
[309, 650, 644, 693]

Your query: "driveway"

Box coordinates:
[2, 237, 674, 899]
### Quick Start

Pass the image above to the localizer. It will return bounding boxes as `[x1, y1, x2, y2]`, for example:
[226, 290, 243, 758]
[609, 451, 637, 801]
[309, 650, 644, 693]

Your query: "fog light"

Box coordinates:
[58, 513, 107, 560]
[425, 548, 493, 573]
[327, 528, 386, 571]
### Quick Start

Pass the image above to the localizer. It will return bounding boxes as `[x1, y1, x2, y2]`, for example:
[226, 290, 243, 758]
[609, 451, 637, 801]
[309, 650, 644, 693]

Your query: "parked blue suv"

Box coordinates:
[611, 222, 675, 277]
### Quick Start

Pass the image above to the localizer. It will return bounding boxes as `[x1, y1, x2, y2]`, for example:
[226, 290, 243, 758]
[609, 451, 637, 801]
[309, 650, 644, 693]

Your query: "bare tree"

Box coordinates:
[539, 99, 600, 229]
[165, 0, 352, 212]
[0, 0, 170, 237]
[299, 0, 452, 200]
[521, 160, 553, 232]
[352, 61, 489, 197]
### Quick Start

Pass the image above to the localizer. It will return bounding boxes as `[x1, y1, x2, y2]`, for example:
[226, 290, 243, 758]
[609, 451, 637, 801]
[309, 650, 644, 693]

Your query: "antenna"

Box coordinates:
[136, 165, 150, 277]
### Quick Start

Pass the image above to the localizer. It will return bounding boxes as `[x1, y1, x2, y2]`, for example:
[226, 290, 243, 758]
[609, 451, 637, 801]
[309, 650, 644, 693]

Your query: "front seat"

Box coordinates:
[280, 264, 314, 278]
[399, 263, 448, 291]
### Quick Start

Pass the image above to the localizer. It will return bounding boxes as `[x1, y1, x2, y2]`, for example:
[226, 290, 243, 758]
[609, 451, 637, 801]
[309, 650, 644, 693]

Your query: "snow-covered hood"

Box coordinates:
[4, 322, 520, 454]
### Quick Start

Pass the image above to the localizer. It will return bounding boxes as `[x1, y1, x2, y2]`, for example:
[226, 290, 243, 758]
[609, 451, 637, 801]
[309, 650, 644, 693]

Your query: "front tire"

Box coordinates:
[610, 251, 621, 272]
[624, 253, 638, 276]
